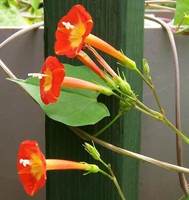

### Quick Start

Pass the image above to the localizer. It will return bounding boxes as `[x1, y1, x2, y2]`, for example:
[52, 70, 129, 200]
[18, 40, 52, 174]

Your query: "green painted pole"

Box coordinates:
[44, 1, 144, 200]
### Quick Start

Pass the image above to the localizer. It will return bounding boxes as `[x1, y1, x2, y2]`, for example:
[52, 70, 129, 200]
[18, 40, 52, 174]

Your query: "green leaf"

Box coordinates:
[8, 0, 18, 7]
[174, 0, 189, 25]
[31, 0, 40, 10]
[65, 64, 107, 86]
[0, 0, 43, 26]
[9, 65, 110, 126]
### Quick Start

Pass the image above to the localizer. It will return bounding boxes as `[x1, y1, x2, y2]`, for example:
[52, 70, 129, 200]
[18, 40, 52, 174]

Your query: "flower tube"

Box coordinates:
[62, 77, 113, 96]
[76, 51, 117, 89]
[85, 34, 136, 70]
[38, 56, 113, 105]
[76, 50, 106, 79]
[17, 140, 100, 196]
[55, 4, 136, 70]
[85, 45, 119, 78]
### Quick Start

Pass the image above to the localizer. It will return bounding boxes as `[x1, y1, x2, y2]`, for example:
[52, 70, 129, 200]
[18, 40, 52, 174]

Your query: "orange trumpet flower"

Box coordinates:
[17, 140, 99, 196]
[55, 4, 136, 70]
[40, 56, 65, 105]
[39, 56, 113, 105]
[55, 4, 93, 58]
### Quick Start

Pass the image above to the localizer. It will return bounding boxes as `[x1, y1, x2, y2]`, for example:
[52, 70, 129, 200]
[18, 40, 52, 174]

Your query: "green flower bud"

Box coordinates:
[119, 51, 137, 70]
[105, 75, 118, 89]
[115, 77, 134, 96]
[81, 162, 100, 175]
[143, 58, 151, 80]
[99, 86, 114, 96]
[85, 164, 100, 174]
[83, 142, 101, 161]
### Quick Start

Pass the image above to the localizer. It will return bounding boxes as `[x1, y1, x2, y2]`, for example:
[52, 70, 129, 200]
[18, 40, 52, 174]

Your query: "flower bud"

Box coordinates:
[115, 77, 134, 96]
[143, 59, 151, 80]
[99, 86, 114, 96]
[84, 163, 100, 174]
[105, 75, 118, 89]
[83, 142, 101, 161]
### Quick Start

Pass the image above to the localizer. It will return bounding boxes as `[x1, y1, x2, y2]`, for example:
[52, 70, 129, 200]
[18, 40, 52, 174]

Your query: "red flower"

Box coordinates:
[55, 4, 93, 58]
[17, 140, 100, 196]
[17, 140, 46, 196]
[40, 56, 65, 105]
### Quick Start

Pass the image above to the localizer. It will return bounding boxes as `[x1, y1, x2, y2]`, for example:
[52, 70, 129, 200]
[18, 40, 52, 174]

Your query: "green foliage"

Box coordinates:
[174, 0, 189, 25]
[178, 196, 189, 200]
[0, 3, 27, 26]
[0, 0, 43, 26]
[31, 0, 41, 10]
[65, 64, 107, 87]
[9, 65, 110, 126]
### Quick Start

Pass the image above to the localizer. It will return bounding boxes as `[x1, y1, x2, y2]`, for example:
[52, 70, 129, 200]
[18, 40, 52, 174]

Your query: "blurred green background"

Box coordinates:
[0, 0, 43, 26]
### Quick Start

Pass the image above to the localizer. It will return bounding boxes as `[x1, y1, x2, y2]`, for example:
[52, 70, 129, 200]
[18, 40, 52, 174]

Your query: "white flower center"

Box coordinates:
[28, 73, 47, 79]
[20, 159, 30, 167]
[62, 21, 74, 30]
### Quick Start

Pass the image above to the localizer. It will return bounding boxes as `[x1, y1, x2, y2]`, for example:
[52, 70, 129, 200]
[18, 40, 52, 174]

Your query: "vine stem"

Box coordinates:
[98, 169, 113, 180]
[112, 90, 189, 145]
[135, 98, 162, 117]
[0, 21, 43, 49]
[0, 59, 17, 79]
[94, 112, 123, 137]
[86, 44, 119, 78]
[110, 170, 126, 200]
[135, 105, 160, 120]
[135, 68, 164, 114]
[69, 127, 189, 174]
[20, 14, 43, 19]
[149, 81, 165, 114]
[162, 117, 189, 144]
[145, 3, 176, 12]
[135, 68, 152, 88]
[145, 15, 189, 196]
[111, 176, 126, 200]
[145, 0, 176, 3]
[99, 160, 126, 200]
[134, 98, 189, 145]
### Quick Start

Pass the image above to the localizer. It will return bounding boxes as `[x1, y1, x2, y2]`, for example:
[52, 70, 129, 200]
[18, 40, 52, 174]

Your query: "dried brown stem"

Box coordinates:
[144, 15, 189, 196]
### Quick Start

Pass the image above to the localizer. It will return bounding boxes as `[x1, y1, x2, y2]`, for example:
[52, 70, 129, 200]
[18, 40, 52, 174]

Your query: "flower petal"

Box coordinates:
[55, 4, 93, 57]
[17, 140, 46, 196]
[40, 56, 65, 105]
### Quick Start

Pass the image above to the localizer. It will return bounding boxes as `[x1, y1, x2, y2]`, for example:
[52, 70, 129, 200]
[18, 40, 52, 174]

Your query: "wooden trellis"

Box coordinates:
[44, 1, 144, 199]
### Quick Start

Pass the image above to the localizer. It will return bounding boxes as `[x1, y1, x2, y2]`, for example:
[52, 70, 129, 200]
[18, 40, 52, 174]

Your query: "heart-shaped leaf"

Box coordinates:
[9, 65, 110, 126]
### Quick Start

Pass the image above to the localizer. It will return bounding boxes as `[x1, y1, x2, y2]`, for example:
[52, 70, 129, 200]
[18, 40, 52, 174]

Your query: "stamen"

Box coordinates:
[62, 21, 75, 30]
[28, 73, 47, 79]
[20, 159, 30, 167]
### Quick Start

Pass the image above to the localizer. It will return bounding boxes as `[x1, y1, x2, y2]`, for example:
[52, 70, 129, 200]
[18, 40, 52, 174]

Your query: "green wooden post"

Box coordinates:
[44, 1, 144, 200]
